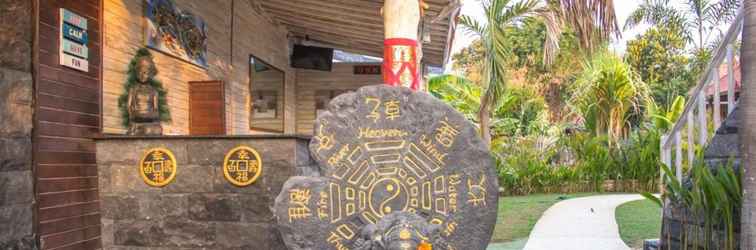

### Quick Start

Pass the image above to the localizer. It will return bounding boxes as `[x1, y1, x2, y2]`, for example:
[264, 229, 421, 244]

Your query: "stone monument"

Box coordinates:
[274, 85, 499, 250]
[126, 54, 163, 135]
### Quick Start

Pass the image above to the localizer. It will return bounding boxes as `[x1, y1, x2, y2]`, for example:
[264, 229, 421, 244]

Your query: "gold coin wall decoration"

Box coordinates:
[223, 146, 263, 186]
[139, 147, 178, 187]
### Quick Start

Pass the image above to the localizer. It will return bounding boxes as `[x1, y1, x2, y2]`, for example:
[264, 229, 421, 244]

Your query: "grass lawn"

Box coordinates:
[491, 193, 597, 244]
[615, 199, 662, 249]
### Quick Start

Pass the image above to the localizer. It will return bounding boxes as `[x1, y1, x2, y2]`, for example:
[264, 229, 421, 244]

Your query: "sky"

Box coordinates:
[449, 0, 691, 59]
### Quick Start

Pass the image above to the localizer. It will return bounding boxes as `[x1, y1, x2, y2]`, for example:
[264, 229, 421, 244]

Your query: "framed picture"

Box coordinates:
[145, 0, 208, 68]
[251, 90, 278, 119]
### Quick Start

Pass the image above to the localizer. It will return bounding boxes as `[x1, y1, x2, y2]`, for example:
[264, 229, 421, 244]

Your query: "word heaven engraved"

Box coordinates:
[274, 85, 499, 250]
[139, 147, 177, 187]
[223, 146, 263, 186]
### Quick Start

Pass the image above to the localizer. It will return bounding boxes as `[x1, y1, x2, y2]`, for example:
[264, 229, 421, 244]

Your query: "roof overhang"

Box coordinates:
[251, 0, 460, 66]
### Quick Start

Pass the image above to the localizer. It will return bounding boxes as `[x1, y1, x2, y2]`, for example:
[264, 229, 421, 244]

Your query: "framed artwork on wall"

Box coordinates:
[144, 0, 208, 68]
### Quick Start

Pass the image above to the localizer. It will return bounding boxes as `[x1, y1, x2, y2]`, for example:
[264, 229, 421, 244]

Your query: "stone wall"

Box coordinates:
[0, 0, 36, 248]
[660, 108, 741, 249]
[96, 136, 313, 249]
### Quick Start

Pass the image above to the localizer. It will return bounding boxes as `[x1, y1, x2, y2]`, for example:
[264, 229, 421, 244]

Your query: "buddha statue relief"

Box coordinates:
[126, 55, 163, 135]
[354, 212, 444, 250]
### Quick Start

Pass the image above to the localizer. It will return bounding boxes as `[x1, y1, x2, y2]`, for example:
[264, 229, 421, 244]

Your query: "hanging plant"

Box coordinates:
[117, 48, 171, 128]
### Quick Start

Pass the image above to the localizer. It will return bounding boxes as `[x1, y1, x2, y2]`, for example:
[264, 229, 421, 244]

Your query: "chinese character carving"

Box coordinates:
[223, 146, 263, 186]
[139, 148, 177, 187]
[288, 189, 313, 222]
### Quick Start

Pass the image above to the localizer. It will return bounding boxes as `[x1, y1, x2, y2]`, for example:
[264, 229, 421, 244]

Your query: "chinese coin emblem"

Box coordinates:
[223, 146, 262, 186]
[139, 147, 177, 187]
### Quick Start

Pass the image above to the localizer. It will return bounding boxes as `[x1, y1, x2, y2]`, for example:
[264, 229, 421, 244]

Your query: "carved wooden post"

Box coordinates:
[382, 0, 422, 90]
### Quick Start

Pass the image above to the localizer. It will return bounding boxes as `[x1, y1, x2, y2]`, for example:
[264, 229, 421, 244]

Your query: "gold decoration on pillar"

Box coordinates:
[223, 146, 263, 186]
[139, 147, 178, 187]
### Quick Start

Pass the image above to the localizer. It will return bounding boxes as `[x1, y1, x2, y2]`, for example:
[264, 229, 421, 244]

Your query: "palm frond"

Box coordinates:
[558, 0, 620, 53]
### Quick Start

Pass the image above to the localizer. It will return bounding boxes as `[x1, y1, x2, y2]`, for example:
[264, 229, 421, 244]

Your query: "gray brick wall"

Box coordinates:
[96, 137, 311, 249]
[0, 0, 36, 248]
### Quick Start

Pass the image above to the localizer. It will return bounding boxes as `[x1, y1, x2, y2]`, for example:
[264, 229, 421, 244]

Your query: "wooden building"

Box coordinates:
[0, 0, 459, 249]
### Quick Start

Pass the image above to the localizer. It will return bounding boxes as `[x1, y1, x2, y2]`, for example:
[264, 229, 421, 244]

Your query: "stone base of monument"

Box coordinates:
[274, 85, 499, 250]
[127, 122, 163, 135]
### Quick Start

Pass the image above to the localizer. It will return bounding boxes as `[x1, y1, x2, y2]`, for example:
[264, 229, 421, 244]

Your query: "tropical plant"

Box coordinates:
[459, 0, 560, 145]
[644, 159, 741, 249]
[569, 52, 651, 144]
[459, 0, 621, 145]
[428, 74, 481, 121]
[625, 26, 694, 109]
[624, 0, 742, 50]
[647, 95, 686, 132]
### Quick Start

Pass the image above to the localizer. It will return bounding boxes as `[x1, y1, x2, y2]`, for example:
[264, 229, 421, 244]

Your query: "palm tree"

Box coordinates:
[459, 0, 619, 145]
[740, 0, 756, 248]
[624, 0, 742, 50]
[569, 52, 650, 145]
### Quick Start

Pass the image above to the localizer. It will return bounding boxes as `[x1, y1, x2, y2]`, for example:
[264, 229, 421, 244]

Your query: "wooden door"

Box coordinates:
[189, 81, 226, 135]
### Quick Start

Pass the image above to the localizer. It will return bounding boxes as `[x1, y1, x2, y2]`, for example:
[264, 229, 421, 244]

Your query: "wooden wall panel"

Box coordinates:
[102, 0, 296, 135]
[295, 63, 383, 134]
[189, 81, 226, 135]
[36, 0, 103, 249]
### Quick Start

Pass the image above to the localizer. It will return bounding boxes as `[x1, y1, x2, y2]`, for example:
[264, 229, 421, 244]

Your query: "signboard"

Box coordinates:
[61, 39, 88, 58]
[61, 53, 89, 72]
[61, 8, 87, 29]
[354, 65, 382, 75]
[59, 9, 89, 72]
[62, 23, 88, 44]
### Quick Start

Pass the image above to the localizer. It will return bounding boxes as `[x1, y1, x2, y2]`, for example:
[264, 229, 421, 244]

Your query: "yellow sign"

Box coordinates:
[139, 147, 177, 187]
[223, 146, 263, 186]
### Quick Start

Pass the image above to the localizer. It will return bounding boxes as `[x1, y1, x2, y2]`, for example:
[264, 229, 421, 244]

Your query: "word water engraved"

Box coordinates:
[139, 147, 177, 187]
[223, 146, 263, 186]
[274, 85, 498, 250]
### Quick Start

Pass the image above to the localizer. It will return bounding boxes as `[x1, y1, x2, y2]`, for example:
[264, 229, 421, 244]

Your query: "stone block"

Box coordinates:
[0, 170, 33, 206]
[295, 139, 314, 167]
[0, 69, 32, 136]
[239, 194, 273, 223]
[0, 136, 32, 172]
[101, 195, 140, 220]
[102, 219, 114, 246]
[214, 223, 285, 250]
[138, 194, 188, 220]
[186, 139, 293, 166]
[110, 164, 159, 194]
[0, 235, 35, 250]
[163, 165, 212, 193]
[703, 133, 739, 159]
[97, 140, 189, 166]
[99, 163, 113, 194]
[262, 159, 296, 197]
[188, 194, 241, 222]
[0, 203, 33, 243]
[114, 220, 215, 248]
[0, 0, 32, 72]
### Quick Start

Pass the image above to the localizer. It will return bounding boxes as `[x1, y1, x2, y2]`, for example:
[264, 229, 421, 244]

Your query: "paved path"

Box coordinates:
[522, 194, 645, 250]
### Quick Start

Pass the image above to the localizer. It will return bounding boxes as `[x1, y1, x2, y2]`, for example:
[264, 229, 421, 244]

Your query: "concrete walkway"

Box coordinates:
[522, 194, 645, 250]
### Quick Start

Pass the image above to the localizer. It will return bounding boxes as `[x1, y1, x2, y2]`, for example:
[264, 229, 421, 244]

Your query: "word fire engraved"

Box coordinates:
[275, 86, 498, 250]
[139, 147, 177, 187]
[223, 146, 263, 186]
